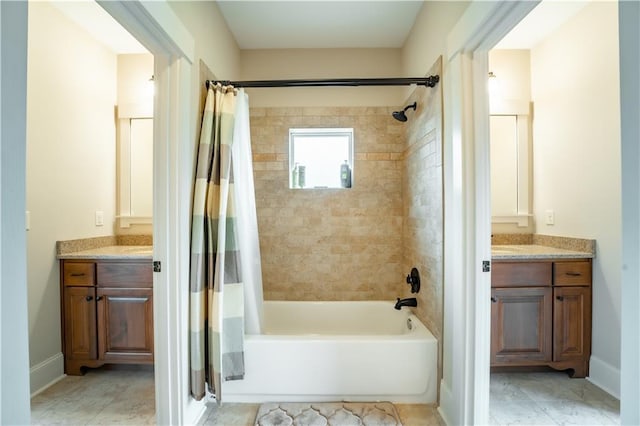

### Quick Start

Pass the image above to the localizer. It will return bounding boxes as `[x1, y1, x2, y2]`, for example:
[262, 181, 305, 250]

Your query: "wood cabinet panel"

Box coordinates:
[491, 258, 592, 377]
[64, 286, 97, 360]
[554, 261, 592, 286]
[491, 262, 552, 287]
[98, 288, 154, 363]
[491, 287, 552, 364]
[554, 286, 592, 362]
[62, 262, 96, 286]
[61, 258, 153, 375]
[97, 261, 152, 288]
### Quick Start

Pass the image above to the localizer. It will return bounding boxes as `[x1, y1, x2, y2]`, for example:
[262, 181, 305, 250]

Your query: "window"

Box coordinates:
[289, 128, 354, 189]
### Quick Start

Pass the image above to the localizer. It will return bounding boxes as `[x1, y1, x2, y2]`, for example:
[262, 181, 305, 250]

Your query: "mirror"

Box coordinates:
[490, 101, 531, 227]
[117, 104, 152, 228]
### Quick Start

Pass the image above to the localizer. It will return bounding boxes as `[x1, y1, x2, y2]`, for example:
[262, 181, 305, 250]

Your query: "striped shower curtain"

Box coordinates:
[190, 83, 245, 401]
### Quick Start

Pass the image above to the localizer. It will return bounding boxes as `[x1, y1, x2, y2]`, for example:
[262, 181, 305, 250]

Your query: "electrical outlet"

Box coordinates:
[545, 210, 555, 225]
[95, 211, 104, 226]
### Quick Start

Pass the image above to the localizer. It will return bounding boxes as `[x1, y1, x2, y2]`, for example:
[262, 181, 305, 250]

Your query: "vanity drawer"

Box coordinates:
[62, 262, 96, 286]
[97, 262, 152, 288]
[491, 262, 552, 287]
[554, 261, 592, 286]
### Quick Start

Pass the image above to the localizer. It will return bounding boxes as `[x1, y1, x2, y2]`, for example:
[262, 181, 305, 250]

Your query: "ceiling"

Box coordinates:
[215, 1, 424, 49]
[50, 0, 589, 54]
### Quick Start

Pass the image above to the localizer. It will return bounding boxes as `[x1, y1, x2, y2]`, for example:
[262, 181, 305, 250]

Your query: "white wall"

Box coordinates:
[26, 1, 118, 391]
[530, 1, 621, 395]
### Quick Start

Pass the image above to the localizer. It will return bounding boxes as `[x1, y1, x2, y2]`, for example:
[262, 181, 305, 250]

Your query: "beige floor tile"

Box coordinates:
[395, 404, 444, 426]
[490, 371, 620, 426]
[199, 402, 260, 426]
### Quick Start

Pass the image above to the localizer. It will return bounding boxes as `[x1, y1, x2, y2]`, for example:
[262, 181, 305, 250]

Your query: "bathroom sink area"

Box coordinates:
[57, 245, 153, 259]
[491, 244, 593, 260]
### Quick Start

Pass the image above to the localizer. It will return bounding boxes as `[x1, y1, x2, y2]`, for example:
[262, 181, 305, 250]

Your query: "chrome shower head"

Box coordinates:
[392, 102, 417, 122]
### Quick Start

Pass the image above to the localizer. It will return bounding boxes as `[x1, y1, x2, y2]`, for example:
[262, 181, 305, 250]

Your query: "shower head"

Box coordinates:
[392, 102, 417, 122]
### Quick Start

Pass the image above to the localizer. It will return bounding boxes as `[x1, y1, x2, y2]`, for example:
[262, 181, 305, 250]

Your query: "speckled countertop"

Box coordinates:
[57, 245, 153, 260]
[56, 235, 153, 260]
[491, 244, 593, 260]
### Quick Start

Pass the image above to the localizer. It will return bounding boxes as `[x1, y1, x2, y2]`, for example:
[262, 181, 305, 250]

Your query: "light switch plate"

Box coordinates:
[545, 209, 555, 225]
[95, 211, 104, 226]
[26, 211, 30, 231]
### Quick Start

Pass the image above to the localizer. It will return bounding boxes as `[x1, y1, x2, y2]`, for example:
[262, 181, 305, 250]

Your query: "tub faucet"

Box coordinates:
[394, 297, 418, 310]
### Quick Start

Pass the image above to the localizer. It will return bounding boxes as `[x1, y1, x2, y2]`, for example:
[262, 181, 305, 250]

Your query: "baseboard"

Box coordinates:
[184, 397, 207, 425]
[30, 353, 65, 397]
[588, 355, 620, 400]
[437, 380, 453, 426]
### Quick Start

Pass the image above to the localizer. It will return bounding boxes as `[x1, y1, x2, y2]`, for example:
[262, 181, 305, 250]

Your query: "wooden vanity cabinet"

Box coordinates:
[490, 259, 592, 377]
[61, 259, 153, 375]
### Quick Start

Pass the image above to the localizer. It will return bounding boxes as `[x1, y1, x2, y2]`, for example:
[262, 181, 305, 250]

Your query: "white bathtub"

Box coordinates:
[223, 301, 438, 403]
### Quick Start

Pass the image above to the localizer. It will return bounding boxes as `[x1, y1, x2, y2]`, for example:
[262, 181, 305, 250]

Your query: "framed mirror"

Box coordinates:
[490, 100, 532, 227]
[116, 103, 153, 229]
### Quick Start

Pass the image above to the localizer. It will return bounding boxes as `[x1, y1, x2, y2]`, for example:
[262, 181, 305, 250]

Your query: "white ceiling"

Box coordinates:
[216, 1, 424, 49]
[49, 0, 590, 55]
[49, 0, 147, 54]
[495, 0, 589, 49]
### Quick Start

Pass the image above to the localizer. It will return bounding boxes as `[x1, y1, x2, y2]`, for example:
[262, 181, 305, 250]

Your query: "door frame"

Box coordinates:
[442, 1, 639, 425]
[96, 2, 199, 424]
[439, 2, 539, 425]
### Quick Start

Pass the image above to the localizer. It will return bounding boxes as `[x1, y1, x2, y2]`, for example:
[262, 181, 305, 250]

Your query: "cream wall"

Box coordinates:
[117, 54, 154, 107]
[26, 0, 117, 388]
[240, 49, 404, 107]
[402, 1, 470, 81]
[530, 2, 621, 394]
[168, 0, 241, 157]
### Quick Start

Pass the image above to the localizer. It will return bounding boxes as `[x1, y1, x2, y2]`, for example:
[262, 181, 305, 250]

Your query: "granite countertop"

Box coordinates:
[491, 244, 593, 260]
[57, 245, 153, 260]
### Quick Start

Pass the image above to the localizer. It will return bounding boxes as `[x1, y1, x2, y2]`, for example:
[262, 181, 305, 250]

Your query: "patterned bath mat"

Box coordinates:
[254, 402, 403, 426]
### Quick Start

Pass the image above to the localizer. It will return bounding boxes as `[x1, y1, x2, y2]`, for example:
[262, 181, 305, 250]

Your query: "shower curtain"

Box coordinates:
[189, 84, 263, 402]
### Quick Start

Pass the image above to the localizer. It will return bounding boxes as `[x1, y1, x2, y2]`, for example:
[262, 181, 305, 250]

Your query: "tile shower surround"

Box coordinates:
[250, 106, 405, 302]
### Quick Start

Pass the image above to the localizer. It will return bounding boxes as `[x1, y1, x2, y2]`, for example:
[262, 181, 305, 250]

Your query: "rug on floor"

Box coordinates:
[254, 402, 403, 426]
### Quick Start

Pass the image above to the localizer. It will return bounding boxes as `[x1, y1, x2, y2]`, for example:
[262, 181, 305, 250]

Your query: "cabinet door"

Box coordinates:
[554, 286, 591, 361]
[97, 288, 154, 363]
[491, 287, 552, 364]
[64, 286, 97, 360]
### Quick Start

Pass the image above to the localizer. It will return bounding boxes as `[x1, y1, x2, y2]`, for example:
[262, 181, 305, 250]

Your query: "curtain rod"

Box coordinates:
[206, 75, 439, 89]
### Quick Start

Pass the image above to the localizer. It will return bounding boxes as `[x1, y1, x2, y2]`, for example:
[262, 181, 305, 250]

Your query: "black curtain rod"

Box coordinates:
[206, 75, 439, 89]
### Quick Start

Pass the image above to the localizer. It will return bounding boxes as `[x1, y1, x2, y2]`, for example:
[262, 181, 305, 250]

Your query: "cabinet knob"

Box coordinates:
[556, 296, 564, 301]
[491, 297, 497, 303]
[85, 296, 93, 302]
[96, 296, 103, 301]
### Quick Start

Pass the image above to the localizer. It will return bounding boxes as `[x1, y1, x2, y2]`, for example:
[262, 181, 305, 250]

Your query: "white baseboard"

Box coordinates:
[30, 353, 65, 397]
[184, 397, 207, 425]
[437, 380, 453, 426]
[588, 355, 620, 400]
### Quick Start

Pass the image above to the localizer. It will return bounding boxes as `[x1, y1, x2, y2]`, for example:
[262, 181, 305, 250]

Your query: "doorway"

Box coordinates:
[26, 1, 155, 420]
[487, 4, 621, 421]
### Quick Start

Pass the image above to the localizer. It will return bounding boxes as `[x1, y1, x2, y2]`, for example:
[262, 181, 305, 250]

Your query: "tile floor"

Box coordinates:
[490, 371, 620, 425]
[30, 365, 155, 425]
[30, 367, 619, 425]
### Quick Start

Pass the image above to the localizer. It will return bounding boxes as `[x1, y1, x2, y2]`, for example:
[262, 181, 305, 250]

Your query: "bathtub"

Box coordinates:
[223, 301, 438, 403]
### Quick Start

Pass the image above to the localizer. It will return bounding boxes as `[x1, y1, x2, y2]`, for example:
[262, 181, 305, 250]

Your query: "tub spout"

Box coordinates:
[394, 297, 418, 310]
